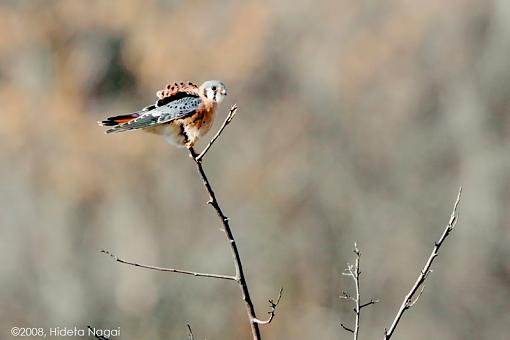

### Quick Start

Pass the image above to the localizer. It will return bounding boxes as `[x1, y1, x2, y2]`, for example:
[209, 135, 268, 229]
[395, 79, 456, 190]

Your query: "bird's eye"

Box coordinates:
[211, 86, 217, 91]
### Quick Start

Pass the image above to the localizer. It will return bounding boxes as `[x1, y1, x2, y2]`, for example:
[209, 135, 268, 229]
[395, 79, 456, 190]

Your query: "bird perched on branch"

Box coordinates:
[99, 80, 227, 147]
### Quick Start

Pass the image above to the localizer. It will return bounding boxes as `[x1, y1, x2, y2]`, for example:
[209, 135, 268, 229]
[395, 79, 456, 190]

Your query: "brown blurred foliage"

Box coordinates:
[1, 1, 509, 339]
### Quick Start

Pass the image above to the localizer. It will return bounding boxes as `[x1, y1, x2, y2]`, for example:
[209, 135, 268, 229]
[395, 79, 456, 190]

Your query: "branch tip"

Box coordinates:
[100, 249, 236, 281]
[100, 249, 118, 261]
[195, 104, 239, 161]
[252, 287, 284, 325]
[186, 324, 194, 340]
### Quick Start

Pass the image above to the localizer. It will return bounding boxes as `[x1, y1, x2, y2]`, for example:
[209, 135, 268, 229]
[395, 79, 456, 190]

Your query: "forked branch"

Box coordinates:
[383, 187, 462, 339]
[253, 288, 284, 325]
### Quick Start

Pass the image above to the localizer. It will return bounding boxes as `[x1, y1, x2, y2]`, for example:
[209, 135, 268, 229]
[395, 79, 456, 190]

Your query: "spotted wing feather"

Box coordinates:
[104, 96, 202, 133]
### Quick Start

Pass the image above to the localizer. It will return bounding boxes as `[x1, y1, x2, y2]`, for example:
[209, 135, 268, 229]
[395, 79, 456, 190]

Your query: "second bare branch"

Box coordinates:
[340, 243, 379, 340]
[383, 187, 462, 339]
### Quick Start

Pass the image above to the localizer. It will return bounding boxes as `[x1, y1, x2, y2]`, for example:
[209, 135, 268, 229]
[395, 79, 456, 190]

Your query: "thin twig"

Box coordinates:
[360, 299, 380, 309]
[341, 323, 354, 333]
[187, 324, 194, 340]
[100, 250, 236, 281]
[87, 326, 109, 340]
[383, 187, 462, 340]
[195, 104, 238, 162]
[340, 243, 379, 340]
[253, 288, 284, 325]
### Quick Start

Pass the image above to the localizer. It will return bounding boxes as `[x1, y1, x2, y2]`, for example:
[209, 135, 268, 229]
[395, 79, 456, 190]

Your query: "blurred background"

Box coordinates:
[0, 0, 509, 339]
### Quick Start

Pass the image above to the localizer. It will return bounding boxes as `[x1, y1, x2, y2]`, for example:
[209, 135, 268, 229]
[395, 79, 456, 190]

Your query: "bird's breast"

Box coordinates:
[181, 105, 216, 145]
[144, 105, 216, 147]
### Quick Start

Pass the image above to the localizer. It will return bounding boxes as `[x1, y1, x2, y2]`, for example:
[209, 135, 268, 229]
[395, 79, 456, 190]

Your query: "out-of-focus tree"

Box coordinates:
[0, 1, 509, 339]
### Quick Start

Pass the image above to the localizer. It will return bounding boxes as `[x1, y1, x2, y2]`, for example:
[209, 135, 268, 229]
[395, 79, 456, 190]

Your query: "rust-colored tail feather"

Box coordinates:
[98, 113, 139, 127]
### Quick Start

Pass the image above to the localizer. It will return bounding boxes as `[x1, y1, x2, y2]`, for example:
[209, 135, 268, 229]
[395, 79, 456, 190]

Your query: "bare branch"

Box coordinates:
[195, 104, 238, 162]
[188, 145, 263, 339]
[383, 187, 462, 340]
[253, 288, 284, 325]
[186, 104, 279, 339]
[100, 250, 236, 281]
[340, 243, 378, 340]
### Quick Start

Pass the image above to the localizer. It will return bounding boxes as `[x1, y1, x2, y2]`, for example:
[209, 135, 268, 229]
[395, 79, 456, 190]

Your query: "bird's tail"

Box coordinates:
[98, 113, 140, 133]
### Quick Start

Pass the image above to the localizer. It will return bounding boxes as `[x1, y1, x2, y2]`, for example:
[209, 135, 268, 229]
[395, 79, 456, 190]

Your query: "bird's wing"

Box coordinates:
[102, 95, 202, 133]
[156, 81, 199, 101]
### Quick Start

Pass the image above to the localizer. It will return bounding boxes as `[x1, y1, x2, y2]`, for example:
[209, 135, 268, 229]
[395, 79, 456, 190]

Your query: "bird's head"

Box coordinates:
[200, 80, 227, 104]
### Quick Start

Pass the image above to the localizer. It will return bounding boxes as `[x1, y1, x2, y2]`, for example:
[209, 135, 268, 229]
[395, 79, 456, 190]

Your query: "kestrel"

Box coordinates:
[99, 80, 227, 147]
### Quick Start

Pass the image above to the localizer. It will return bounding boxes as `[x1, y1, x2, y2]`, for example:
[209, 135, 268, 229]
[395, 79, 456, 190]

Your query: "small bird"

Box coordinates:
[99, 80, 227, 147]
